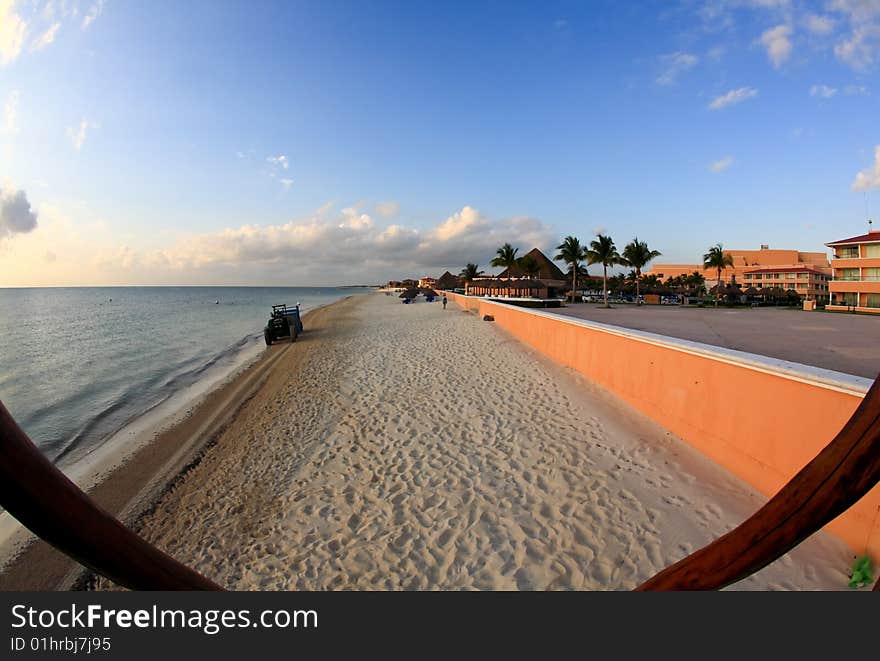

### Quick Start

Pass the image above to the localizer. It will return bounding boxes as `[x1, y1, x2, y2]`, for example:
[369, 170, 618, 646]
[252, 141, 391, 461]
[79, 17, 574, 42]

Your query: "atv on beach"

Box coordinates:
[264, 303, 303, 345]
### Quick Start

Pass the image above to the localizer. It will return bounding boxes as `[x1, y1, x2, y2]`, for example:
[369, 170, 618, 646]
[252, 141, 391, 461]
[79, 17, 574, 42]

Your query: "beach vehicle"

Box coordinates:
[263, 303, 303, 345]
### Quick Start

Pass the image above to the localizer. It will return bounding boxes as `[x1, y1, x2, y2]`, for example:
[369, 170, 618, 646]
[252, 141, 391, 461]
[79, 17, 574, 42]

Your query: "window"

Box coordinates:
[839, 268, 860, 281]
[840, 292, 859, 306]
[867, 294, 880, 309]
[836, 247, 859, 259]
[786, 273, 796, 279]
[865, 268, 880, 282]
[866, 245, 880, 258]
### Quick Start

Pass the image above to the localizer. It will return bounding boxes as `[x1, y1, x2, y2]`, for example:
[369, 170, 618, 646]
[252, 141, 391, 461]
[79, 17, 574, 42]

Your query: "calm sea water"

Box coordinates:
[0, 286, 369, 465]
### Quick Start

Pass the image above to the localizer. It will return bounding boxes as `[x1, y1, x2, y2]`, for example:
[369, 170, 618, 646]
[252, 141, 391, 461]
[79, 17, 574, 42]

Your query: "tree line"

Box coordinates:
[458, 237, 737, 307]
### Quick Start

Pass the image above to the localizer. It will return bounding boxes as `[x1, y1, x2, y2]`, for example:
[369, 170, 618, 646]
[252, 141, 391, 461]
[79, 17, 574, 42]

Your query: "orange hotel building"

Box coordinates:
[826, 229, 880, 314]
[645, 246, 832, 302]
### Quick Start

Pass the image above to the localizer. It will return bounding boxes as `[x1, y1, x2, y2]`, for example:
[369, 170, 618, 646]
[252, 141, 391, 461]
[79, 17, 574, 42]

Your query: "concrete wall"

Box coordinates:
[445, 291, 880, 558]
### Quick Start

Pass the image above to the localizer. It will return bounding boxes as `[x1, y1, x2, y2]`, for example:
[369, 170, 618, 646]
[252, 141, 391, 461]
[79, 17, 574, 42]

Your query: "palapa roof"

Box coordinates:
[435, 271, 462, 290]
[496, 248, 566, 281]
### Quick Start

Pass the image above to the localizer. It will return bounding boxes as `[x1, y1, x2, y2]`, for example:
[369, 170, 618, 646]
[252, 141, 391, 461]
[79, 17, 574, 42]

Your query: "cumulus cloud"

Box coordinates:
[656, 52, 699, 86]
[267, 154, 288, 169]
[279, 178, 294, 191]
[30, 21, 59, 51]
[67, 117, 97, 150]
[0, 0, 28, 66]
[852, 145, 880, 192]
[844, 84, 869, 94]
[81, 0, 105, 31]
[106, 205, 557, 284]
[830, 0, 880, 69]
[0, 186, 38, 239]
[834, 24, 880, 69]
[803, 13, 835, 35]
[810, 84, 838, 98]
[708, 86, 759, 110]
[375, 201, 400, 218]
[3, 88, 18, 133]
[709, 156, 734, 172]
[759, 24, 793, 68]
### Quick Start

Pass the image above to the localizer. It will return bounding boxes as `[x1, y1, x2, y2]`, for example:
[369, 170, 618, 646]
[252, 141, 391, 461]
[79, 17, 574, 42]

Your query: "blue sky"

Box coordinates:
[2, 0, 879, 285]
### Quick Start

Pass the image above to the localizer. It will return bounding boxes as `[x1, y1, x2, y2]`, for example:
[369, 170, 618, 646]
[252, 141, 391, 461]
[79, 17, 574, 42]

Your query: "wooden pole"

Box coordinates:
[0, 400, 222, 590]
[637, 373, 880, 590]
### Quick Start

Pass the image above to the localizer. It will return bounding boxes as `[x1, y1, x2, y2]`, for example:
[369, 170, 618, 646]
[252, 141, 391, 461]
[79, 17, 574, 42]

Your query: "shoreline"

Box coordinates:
[0, 296, 357, 590]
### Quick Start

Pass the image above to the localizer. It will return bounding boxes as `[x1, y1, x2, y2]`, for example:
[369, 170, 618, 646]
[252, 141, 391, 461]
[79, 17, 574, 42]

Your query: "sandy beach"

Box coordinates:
[80, 292, 850, 590]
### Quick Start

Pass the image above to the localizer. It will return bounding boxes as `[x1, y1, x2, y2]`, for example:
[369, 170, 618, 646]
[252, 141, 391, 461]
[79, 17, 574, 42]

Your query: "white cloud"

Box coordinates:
[708, 86, 759, 109]
[852, 145, 880, 192]
[30, 21, 59, 51]
[656, 52, 699, 86]
[844, 84, 869, 94]
[81, 0, 105, 31]
[0, 0, 28, 66]
[375, 201, 400, 218]
[830, 0, 880, 69]
[810, 84, 838, 98]
[759, 24, 793, 68]
[67, 117, 97, 150]
[279, 178, 294, 191]
[267, 154, 288, 169]
[0, 185, 38, 239]
[803, 13, 835, 35]
[85, 205, 556, 284]
[709, 156, 734, 172]
[834, 24, 880, 69]
[3, 88, 19, 133]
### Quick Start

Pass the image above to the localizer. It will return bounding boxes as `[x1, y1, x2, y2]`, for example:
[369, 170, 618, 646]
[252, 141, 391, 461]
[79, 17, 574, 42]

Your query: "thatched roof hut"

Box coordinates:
[496, 248, 566, 280]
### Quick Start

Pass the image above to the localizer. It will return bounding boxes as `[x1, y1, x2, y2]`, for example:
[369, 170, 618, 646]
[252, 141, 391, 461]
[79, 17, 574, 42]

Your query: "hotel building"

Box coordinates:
[826, 229, 880, 314]
[646, 246, 832, 301]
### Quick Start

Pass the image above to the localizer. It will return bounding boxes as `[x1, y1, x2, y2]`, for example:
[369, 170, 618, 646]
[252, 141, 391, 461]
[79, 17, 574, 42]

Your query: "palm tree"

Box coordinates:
[459, 263, 483, 283]
[585, 234, 622, 308]
[554, 236, 587, 303]
[621, 237, 662, 305]
[703, 244, 734, 307]
[517, 255, 541, 279]
[459, 263, 484, 293]
[491, 243, 519, 297]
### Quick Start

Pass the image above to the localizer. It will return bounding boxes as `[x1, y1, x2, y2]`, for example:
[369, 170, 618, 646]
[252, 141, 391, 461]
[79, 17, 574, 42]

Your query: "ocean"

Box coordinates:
[0, 286, 370, 468]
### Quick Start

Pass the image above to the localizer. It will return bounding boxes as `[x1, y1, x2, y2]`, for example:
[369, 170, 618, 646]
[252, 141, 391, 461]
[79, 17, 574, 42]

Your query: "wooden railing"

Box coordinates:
[0, 401, 221, 590]
[637, 373, 880, 590]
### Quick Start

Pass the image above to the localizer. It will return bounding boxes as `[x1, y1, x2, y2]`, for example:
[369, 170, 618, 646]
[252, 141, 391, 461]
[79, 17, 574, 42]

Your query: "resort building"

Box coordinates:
[418, 276, 438, 289]
[826, 229, 880, 314]
[646, 245, 831, 298]
[465, 248, 568, 303]
[740, 267, 831, 303]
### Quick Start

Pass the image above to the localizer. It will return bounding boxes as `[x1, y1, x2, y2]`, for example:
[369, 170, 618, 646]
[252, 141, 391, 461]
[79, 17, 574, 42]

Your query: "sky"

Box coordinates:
[1, 0, 880, 286]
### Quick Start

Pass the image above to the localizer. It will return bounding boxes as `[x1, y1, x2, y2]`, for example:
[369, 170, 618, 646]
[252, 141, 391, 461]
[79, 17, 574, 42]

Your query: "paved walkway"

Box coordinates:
[550, 304, 880, 379]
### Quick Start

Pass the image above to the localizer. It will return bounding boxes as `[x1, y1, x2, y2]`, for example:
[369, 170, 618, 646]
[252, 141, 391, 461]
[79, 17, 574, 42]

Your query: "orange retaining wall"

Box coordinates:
[446, 292, 880, 558]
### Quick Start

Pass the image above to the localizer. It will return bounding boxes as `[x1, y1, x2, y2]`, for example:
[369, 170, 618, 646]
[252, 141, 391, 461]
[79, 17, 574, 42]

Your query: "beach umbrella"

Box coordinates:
[420, 288, 438, 297]
[399, 288, 419, 299]
[744, 286, 759, 296]
[758, 287, 773, 298]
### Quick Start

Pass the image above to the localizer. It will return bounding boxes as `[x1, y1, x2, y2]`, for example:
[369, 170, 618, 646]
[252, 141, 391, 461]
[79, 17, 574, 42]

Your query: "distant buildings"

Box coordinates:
[826, 229, 880, 314]
[647, 246, 831, 301]
[418, 276, 438, 289]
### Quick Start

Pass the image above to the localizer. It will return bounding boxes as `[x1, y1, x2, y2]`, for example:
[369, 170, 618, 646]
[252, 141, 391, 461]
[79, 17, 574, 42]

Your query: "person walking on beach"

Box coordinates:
[442, 295, 448, 310]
